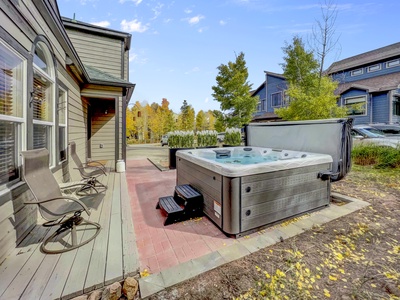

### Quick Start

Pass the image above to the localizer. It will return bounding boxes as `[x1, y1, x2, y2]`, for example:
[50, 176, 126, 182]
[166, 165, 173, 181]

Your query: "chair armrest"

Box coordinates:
[24, 196, 90, 215]
[74, 165, 107, 175]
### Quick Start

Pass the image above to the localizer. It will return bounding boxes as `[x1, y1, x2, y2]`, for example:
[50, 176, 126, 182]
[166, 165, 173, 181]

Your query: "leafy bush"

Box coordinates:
[196, 130, 218, 147]
[224, 127, 242, 146]
[168, 131, 194, 148]
[352, 144, 400, 168]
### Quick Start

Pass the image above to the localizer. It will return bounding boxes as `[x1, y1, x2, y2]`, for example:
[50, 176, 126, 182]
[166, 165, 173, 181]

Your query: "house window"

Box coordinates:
[351, 68, 363, 76]
[345, 95, 367, 116]
[32, 41, 55, 166]
[0, 40, 25, 186]
[368, 64, 381, 72]
[256, 101, 261, 112]
[386, 59, 400, 68]
[58, 87, 67, 162]
[261, 99, 266, 111]
[271, 92, 282, 107]
[393, 96, 400, 116]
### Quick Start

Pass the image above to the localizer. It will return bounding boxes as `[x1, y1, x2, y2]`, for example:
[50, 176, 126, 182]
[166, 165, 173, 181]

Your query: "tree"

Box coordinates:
[310, 0, 341, 78]
[275, 36, 347, 120]
[196, 110, 207, 131]
[212, 52, 258, 128]
[177, 100, 195, 131]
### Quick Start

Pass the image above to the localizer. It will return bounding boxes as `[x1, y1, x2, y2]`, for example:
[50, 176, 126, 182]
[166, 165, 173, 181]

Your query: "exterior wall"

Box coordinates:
[266, 75, 287, 112]
[372, 92, 390, 124]
[332, 59, 400, 84]
[0, 0, 81, 261]
[65, 29, 123, 79]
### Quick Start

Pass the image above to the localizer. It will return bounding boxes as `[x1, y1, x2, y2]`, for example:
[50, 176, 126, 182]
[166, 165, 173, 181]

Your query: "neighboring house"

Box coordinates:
[251, 71, 286, 122]
[328, 42, 400, 125]
[0, 0, 134, 261]
[252, 43, 400, 125]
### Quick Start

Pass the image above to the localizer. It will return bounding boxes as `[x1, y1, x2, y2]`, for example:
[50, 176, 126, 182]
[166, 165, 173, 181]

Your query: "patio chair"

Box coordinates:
[69, 141, 107, 191]
[21, 148, 101, 254]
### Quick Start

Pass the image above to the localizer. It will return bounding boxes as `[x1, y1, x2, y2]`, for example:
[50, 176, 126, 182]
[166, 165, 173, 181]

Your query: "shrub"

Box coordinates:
[224, 127, 242, 146]
[352, 144, 400, 168]
[168, 131, 194, 148]
[196, 130, 218, 147]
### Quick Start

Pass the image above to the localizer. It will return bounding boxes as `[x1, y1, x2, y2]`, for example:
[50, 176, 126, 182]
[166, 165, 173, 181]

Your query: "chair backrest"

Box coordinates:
[69, 141, 84, 169]
[21, 148, 65, 221]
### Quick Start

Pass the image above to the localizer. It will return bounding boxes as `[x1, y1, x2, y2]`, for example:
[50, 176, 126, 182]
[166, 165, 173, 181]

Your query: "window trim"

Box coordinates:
[271, 92, 283, 108]
[367, 64, 381, 73]
[344, 95, 368, 116]
[386, 59, 400, 68]
[31, 36, 57, 167]
[351, 68, 364, 76]
[0, 37, 28, 189]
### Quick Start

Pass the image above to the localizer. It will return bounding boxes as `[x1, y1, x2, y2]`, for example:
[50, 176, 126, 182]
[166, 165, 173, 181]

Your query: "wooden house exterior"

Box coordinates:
[252, 43, 400, 125]
[328, 42, 400, 125]
[0, 0, 134, 263]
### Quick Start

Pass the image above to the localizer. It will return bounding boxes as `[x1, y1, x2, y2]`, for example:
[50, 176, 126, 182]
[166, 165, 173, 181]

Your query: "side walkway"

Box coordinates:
[124, 159, 370, 299]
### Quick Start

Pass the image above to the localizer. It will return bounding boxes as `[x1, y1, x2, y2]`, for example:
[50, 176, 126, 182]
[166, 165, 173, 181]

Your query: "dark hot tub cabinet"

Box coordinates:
[176, 118, 353, 236]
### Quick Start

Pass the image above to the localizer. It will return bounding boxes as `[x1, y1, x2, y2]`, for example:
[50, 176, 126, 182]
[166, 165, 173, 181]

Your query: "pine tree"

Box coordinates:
[212, 52, 258, 128]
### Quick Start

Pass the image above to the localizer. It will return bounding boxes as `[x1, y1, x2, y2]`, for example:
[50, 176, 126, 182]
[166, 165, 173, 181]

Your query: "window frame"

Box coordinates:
[0, 37, 27, 189]
[351, 68, 363, 76]
[386, 59, 400, 68]
[31, 38, 57, 167]
[367, 64, 381, 73]
[57, 85, 68, 164]
[271, 92, 282, 108]
[344, 95, 368, 116]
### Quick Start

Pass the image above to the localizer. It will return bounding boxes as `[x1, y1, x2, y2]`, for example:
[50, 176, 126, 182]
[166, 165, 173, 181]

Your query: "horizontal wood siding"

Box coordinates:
[0, 1, 81, 261]
[372, 92, 390, 123]
[66, 29, 122, 78]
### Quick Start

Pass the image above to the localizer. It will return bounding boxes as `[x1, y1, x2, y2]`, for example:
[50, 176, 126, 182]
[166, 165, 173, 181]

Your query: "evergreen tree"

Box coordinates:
[276, 36, 346, 120]
[212, 52, 258, 128]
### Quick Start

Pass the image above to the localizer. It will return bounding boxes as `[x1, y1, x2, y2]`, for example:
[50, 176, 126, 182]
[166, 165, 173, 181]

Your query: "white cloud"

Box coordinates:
[129, 52, 138, 62]
[184, 8, 192, 14]
[188, 15, 204, 25]
[151, 3, 164, 20]
[219, 20, 227, 26]
[185, 67, 200, 74]
[120, 19, 149, 33]
[204, 97, 209, 103]
[90, 20, 110, 28]
[119, 0, 142, 5]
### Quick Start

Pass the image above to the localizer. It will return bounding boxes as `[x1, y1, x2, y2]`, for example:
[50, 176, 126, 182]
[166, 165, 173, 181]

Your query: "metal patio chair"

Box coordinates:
[69, 141, 107, 191]
[21, 148, 101, 254]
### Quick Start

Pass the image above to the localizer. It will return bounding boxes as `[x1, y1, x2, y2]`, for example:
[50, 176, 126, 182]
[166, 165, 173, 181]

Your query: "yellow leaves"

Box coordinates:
[329, 274, 338, 281]
[140, 269, 150, 277]
[371, 283, 377, 288]
[324, 288, 331, 298]
[276, 269, 286, 278]
[339, 268, 345, 274]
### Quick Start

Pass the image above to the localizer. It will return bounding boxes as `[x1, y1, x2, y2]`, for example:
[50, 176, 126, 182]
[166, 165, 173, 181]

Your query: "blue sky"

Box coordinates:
[58, 0, 400, 114]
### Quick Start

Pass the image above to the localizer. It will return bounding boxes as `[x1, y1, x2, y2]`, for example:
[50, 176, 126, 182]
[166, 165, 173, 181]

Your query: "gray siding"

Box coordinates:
[66, 29, 123, 78]
[0, 0, 81, 261]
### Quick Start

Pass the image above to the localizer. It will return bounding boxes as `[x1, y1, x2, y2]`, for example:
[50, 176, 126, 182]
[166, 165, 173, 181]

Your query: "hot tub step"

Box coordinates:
[156, 196, 184, 226]
[156, 184, 204, 226]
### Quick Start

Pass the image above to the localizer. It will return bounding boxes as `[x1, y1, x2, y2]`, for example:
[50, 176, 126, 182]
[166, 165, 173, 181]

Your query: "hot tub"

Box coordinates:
[176, 147, 333, 236]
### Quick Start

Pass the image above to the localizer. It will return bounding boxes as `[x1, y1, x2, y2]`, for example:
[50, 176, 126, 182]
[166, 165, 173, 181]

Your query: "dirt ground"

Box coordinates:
[148, 166, 400, 300]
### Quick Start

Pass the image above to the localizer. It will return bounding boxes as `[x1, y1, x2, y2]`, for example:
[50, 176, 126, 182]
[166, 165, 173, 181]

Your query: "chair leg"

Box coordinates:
[40, 214, 101, 254]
